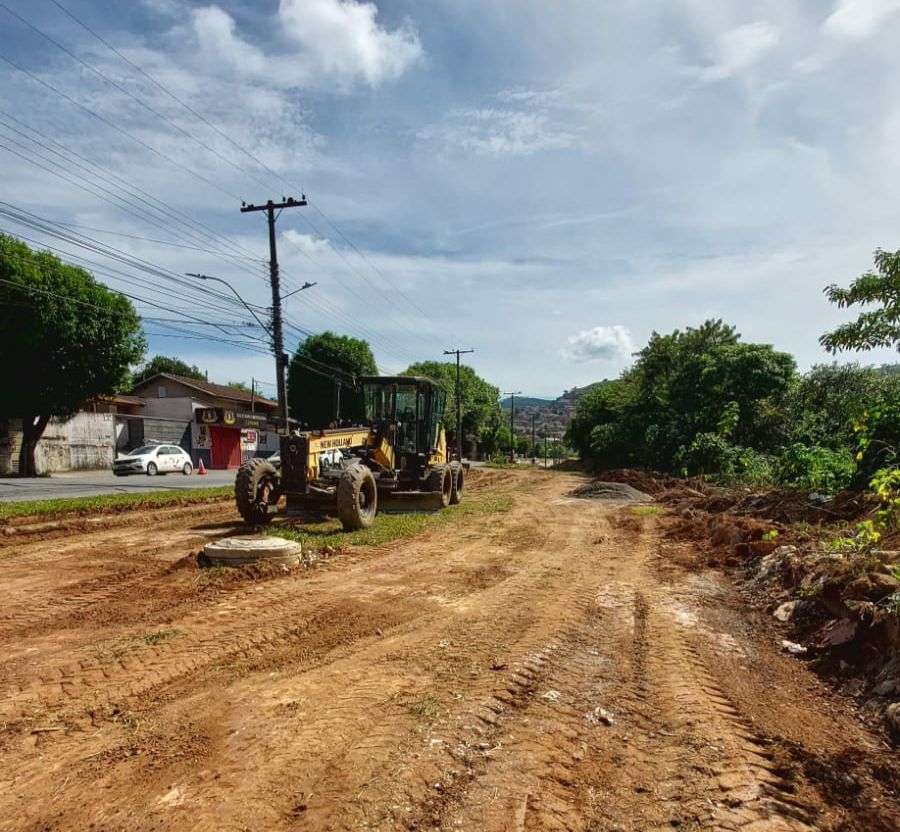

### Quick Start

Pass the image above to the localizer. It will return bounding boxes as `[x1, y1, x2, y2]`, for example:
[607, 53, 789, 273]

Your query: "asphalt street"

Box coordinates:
[0, 469, 235, 502]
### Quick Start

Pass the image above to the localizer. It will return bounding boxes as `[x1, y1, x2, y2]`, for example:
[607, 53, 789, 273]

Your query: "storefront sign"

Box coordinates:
[196, 408, 268, 429]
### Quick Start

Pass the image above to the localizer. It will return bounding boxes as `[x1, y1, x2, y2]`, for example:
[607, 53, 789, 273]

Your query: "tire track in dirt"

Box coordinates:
[1, 473, 898, 832]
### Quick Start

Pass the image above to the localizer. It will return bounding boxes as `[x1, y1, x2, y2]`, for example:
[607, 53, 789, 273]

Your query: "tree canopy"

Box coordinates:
[401, 360, 500, 444]
[133, 355, 205, 385]
[821, 249, 900, 353]
[0, 233, 145, 473]
[287, 331, 377, 428]
[567, 319, 796, 475]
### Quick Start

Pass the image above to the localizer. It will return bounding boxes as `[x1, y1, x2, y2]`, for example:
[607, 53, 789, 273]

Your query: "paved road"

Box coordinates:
[0, 468, 235, 502]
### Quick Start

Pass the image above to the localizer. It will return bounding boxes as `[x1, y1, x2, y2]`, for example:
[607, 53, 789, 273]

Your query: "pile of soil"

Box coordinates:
[622, 470, 900, 737]
[571, 481, 652, 502]
[598, 468, 875, 525]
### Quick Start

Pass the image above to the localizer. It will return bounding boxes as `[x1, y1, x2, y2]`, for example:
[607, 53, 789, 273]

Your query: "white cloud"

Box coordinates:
[191, 6, 267, 76]
[561, 326, 634, 363]
[189, 1, 422, 89]
[419, 103, 580, 157]
[699, 21, 781, 82]
[278, 0, 422, 87]
[824, 0, 900, 39]
[282, 229, 330, 255]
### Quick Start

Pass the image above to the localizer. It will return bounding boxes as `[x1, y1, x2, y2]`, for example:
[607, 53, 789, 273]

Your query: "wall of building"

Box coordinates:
[141, 396, 195, 421]
[0, 413, 116, 474]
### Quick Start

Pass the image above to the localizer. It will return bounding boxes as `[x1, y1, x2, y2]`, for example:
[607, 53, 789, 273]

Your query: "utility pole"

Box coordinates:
[443, 348, 474, 461]
[502, 391, 521, 463]
[531, 412, 536, 465]
[240, 196, 307, 434]
[544, 434, 548, 468]
[250, 377, 256, 414]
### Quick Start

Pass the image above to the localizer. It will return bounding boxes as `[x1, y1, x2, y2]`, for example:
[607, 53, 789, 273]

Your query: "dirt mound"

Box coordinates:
[572, 481, 652, 502]
[591, 468, 682, 495]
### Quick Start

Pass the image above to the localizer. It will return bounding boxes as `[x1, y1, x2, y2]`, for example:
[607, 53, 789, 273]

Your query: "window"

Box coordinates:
[395, 384, 418, 453]
[158, 385, 167, 398]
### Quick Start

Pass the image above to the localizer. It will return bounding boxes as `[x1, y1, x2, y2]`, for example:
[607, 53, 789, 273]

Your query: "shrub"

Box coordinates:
[775, 443, 855, 493]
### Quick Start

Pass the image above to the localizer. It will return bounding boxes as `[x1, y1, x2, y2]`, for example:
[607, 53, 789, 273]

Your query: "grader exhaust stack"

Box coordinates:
[234, 376, 464, 529]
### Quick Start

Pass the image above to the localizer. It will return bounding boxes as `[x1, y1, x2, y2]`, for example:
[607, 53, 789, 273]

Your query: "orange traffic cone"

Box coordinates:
[197, 458, 207, 475]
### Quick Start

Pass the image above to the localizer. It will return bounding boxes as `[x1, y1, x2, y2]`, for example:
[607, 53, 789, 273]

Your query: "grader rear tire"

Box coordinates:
[450, 461, 464, 505]
[235, 458, 280, 525]
[426, 465, 452, 508]
[337, 464, 378, 530]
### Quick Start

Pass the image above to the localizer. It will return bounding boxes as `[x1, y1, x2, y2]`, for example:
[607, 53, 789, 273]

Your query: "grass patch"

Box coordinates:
[405, 695, 441, 720]
[272, 492, 514, 552]
[140, 628, 184, 645]
[630, 505, 663, 516]
[0, 486, 232, 522]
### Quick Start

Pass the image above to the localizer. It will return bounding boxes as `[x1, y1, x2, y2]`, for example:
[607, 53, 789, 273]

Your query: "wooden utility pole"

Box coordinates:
[443, 348, 474, 461]
[502, 391, 521, 463]
[531, 412, 536, 465]
[240, 196, 307, 434]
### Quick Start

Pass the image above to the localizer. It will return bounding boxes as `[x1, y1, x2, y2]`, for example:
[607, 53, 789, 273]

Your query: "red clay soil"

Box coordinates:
[0, 469, 897, 831]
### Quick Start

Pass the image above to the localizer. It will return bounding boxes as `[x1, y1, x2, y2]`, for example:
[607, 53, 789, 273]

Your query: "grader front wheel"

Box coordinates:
[337, 464, 378, 530]
[235, 458, 280, 525]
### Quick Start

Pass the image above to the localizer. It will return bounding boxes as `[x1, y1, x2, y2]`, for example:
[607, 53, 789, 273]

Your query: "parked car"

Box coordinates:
[113, 444, 193, 476]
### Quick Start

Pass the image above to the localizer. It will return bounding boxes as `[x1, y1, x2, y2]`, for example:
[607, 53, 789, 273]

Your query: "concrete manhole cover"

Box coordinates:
[200, 536, 301, 567]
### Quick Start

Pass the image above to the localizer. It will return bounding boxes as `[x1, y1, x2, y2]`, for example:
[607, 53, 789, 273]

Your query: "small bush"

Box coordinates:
[775, 443, 855, 492]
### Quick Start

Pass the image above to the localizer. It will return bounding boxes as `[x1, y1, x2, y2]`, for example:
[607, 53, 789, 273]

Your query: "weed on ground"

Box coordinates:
[271, 492, 514, 553]
[0, 486, 232, 522]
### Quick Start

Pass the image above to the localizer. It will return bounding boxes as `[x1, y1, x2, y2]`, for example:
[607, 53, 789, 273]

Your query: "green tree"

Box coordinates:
[786, 363, 886, 450]
[133, 355, 205, 385]
[566, 319, 796, 475]
[287, 331, 377, 428]
[821, 249, 900, 353]
[401, 360, 500, 448]
[0, 234, 145, 474]
[226, 381, 251, 393]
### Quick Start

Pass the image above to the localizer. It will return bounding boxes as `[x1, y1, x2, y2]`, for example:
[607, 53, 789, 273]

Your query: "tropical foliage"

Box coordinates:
[567, 317, 900, 493]
[287, 331, 377, 428]
[0, 234, 145, 474]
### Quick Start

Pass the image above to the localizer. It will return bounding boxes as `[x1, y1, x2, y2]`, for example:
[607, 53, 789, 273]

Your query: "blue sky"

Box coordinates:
[2, 0, 900, 397]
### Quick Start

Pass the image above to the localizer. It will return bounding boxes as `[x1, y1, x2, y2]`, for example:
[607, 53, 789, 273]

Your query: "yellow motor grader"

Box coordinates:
[234, 375, 464, 529]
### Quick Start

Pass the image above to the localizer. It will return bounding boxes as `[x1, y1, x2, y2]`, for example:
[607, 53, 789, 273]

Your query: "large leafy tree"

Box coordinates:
[567, 319, 796, 472]
[132, 355, 205, 385]
[0, 234, 146, 474]
[401, 360, 500, 447]
[287, 331, 377, 428]
[820, 249, 900, 353]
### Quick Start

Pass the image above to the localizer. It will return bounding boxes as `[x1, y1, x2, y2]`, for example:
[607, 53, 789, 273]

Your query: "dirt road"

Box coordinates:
[0, 470, 897, 831]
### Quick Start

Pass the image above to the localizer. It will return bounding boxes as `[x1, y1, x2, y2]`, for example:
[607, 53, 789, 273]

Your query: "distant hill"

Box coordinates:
[500, 396, 554, 410]
[558, 382, 606, 402]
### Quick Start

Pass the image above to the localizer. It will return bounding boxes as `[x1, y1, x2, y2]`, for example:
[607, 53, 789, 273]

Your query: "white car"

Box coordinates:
[113, 444, 193, 476]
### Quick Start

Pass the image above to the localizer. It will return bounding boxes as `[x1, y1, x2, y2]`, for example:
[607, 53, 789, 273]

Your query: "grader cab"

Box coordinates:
[234, 376, 464, 529]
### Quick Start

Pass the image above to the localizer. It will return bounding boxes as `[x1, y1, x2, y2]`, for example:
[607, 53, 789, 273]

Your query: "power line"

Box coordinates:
[46, 0, 300, 194]
[0, 107, 268, 268]
[0, 203, 263, 313]
[0, 216, 268, 331]
[0, 50, 240, 202]
[38, 0, 443, 347]
[1, 2, 278, 195]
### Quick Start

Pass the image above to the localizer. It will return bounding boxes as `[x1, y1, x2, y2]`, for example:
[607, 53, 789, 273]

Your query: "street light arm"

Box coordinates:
[281, 281, 317, 300]
[186, 273, 272, 336]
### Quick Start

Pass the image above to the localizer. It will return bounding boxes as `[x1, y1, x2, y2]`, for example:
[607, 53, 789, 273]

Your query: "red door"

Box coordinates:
[210, 426, 241, 469]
